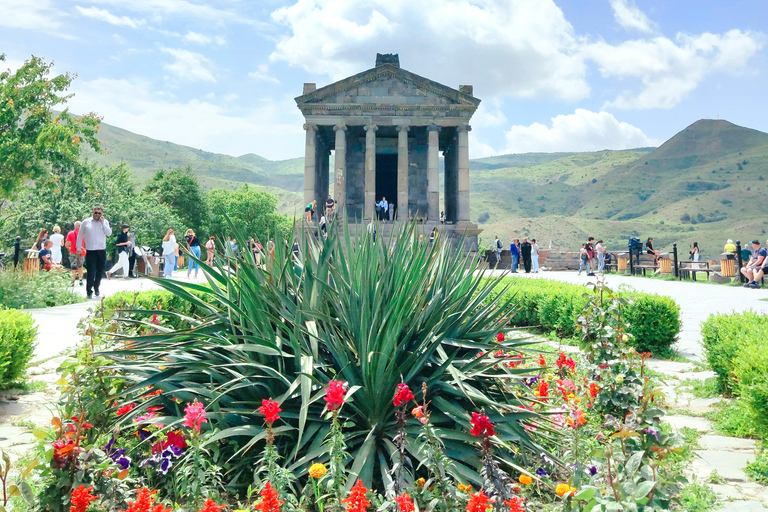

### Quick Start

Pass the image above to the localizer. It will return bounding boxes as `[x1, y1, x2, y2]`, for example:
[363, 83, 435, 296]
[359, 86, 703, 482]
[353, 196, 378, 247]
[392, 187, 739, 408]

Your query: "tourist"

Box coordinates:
[741, 240, 767, 289]
[520, 237, 532, 273]
[32, 228, 48, 251]
[127, 232, 137, 278]
[106, 224, 131, 279]
[326, 194, 335, 218]
[440, 211, 446, 224]
[66, 221, 85, 286]
[205, 236, 215, 265]
[377, 197, 389, 222]
[77, 205, 112, 299]
[253, 239, 263, 267]
[531, 238, 540, 273]
[267, 238, 275, 266]
[39, 240, 62, 271]
[493, 235, 503, 267]
[690, 242, 701, 270]
[578, 244, 589, 275]
[509, 238, 520, 272]
[749, 239, 768, 289]
[723, 239, 736, 259]
[162, 229, 177, 278]
[585, 237, 596, 276]
[49, 226, 65, 265]
[430, 227, 436, 244]
[305, 199, 316, 222]
[596, 239, 606, 273]
[185, 229, 201, 278]
[646, 237, 660, 264]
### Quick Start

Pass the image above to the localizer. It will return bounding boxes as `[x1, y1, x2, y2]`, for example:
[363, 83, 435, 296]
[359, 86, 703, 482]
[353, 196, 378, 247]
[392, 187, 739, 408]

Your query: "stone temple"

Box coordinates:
[295, 53, 482, 248]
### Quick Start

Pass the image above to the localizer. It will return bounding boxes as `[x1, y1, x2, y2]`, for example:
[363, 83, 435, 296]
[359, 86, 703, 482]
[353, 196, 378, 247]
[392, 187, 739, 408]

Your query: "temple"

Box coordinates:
[295, 53, 482, 247]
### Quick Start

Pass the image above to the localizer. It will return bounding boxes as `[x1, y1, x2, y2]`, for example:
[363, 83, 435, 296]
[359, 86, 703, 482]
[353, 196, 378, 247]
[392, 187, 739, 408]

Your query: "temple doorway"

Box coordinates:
[375, 154, 397, 219]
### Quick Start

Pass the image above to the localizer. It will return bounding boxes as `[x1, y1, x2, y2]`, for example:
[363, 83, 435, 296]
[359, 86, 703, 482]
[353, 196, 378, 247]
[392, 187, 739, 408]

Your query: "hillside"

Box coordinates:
[83, 119, 768, 259]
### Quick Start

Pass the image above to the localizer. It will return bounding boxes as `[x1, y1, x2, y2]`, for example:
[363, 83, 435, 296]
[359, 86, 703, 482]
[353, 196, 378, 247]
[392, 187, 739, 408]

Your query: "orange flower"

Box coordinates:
[555, 483, 577, 497]
[395, 492, 416, 512]
[120, 488, 171, 512]
[505, 497, 525, 512]
[341, 480, 370, 512]
[70, 485, 97, 512]
[518, 474, 532, 485]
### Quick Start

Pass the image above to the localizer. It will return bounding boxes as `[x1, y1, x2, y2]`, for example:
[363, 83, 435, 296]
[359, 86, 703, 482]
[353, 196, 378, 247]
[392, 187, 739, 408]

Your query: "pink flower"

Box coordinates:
[183, 399, 207, 432]
[393, 384, 415, 407]
[470, 412, 495, 438]
[324, 380, 347, 412]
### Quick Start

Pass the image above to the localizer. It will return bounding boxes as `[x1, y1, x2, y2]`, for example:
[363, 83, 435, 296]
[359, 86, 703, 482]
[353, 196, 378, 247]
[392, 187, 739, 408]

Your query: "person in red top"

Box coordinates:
[66, 220, 85, 286]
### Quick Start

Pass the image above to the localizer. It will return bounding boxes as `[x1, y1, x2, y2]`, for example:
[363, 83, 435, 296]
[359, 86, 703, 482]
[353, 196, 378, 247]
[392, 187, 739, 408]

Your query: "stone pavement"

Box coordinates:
[484, 269, 768, 361]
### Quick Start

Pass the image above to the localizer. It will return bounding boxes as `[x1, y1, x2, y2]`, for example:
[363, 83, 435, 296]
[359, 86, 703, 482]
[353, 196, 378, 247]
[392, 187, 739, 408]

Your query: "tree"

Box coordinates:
[207, 185, 291, 243]
[0, 54, 101, 198]
[143, 167, 208, 233]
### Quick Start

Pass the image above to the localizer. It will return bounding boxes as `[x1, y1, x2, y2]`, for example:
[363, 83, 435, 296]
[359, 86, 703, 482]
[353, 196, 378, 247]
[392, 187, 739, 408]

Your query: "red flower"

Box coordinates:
[395, 492, 416, 512]
[393, 384, 415, 407]
[324, 380, 347, 412]
[565, 357, 576, 372]
[589, 382, 599, 398]
[496, 332, 505, 342]
[466, 490, 495, 512]
[494, 350, 507, 358]
[504, 496, 525, 512]
[70, 485, 97, 512]
[120, 488, 171, 512]
[183, 399, 207, 432]
[152, 430, 188, 455]
[537, 381, 549, 401]
[470, 412, 495, 438]
[341, 480, 371, 512]
[197, 499, 227, 512]
[254, 482, 283, 512]
[259, 399, 282, 424]
[538, 354, 546, 366]
[116, 403, 136, 416]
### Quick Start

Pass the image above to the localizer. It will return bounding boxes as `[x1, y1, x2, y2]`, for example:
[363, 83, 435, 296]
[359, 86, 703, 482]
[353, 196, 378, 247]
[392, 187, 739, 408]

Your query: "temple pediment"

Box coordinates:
[295, 64, 480, 114]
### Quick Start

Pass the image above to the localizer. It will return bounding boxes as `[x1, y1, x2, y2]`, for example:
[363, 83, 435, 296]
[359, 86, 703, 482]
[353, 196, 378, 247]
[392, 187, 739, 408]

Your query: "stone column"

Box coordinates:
[444, 142, 456, 222]
[334, 124, 347, 217]
[427, 125, 440, 221]
[303, 123, 317, 207]
[364, 124, 377, 220]
[457, 125, 471, 222]
[397, 125, 409, 220]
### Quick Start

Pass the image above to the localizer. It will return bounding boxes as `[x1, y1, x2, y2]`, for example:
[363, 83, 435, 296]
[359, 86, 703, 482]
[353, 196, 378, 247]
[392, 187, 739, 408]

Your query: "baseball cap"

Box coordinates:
[752, 240, 760, 245]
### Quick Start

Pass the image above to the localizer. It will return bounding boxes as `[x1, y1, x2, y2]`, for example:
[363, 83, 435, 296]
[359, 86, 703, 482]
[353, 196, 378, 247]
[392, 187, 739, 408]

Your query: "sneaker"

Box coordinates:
[749, 282, 761, 289]
[95, 290, 100, 297]
[87, 292, 93, 299]
[744, 283, 752, 288]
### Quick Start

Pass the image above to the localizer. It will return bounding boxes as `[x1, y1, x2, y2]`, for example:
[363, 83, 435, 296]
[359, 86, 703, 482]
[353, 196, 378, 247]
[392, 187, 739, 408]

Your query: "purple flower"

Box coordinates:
[158, 456, 172, 475]
[114, 455, 131, 470]
[589, 466, 598, 476]
[168, 445, 184, 458]
[536, 467, 548, 476]
[643, 427, 660, 441]
[140, 455, 159, 468]
[137, 427, 151, 441]
[524, 376, 540, 387]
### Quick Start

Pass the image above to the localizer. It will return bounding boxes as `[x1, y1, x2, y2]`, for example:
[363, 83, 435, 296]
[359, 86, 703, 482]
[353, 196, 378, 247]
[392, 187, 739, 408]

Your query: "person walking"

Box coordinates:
[531, 238, 540, 273]
[66, 221, 85, 286]
[77, 205, 112, 299]
[493, 235, 503, 267]
[107, 224, 131, 279]
[596, 239, 606, 273]
[185, 229, 201, 278]
[578, 244, 588, 275]
[205, 236, 215, 265]
[521, 237, 532, 273]
[162, 229, 177, 278]
[49, 226, 65, 265]
[509, 238, 520, 272]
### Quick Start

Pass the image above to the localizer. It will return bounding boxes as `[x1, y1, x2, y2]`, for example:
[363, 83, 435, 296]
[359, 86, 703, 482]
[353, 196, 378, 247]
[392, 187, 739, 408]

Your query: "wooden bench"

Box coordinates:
[678, 261, 713, 281]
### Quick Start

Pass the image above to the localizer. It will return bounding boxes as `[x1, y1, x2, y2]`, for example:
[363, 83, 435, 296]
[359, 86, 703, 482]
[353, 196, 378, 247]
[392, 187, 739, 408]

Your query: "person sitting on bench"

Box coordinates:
[741, 239, 767, 289]
[646, 237, 660, 264]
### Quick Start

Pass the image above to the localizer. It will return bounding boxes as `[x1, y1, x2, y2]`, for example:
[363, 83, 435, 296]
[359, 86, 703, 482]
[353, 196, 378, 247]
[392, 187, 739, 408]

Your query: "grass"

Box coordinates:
[677, 377, 720, 399]
[705, 398, 759, 439]
[745, 451, 768, 484]
[0, 379, 49, 394]
[10, 419, 36, 429]
[678, 479, 719, 512]
[708, 470, 726, 485]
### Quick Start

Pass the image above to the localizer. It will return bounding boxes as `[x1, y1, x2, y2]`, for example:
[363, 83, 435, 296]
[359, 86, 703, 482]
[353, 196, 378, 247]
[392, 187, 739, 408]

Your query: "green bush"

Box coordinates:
[486, 278, 681, 355]
[0, 309, 38, 387]
[0, 267, 84, 309]
[103, 289, 209, 329]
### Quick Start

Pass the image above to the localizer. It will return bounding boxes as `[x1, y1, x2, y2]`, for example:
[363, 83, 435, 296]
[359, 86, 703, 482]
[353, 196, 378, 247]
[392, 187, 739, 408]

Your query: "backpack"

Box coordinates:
[495, 239, 502, 250]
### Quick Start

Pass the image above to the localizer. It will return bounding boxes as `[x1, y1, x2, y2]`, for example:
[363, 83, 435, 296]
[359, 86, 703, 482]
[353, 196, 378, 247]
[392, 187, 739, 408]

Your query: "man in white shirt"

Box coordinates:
[76, 205, 112, 299]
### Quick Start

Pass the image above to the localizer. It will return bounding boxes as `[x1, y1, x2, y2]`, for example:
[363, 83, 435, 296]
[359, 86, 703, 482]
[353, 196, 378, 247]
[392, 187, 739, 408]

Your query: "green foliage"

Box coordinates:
[0, 267, 83, 309]
[708, 399, 759, 439]
[486, 277, 681, 356]
[102, 289, 207, 329]
[0, 54, 101, 198]
[104, 220, 547, 492]
[745, 450, 768, 485]
[206, 185, 291, 243]
[0, 309, 37, 387]
[678, 479, 718, 512]
[144, 167, 208, 233]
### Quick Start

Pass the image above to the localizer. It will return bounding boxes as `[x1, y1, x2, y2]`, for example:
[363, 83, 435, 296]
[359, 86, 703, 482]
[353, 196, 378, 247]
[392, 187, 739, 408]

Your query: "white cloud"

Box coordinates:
[610, 0, 653, 33]
[85, 0, 270, 28]
[183, 31, 225, 45]
[75, 6, 145, 28]
[0, 0, 66, 33]
[585, 29, 765, 109]
[66, 77, 303, 159]
[248, 64, 280, 84]
[160, 47, 216, 82]
[501, 109, 659, 153]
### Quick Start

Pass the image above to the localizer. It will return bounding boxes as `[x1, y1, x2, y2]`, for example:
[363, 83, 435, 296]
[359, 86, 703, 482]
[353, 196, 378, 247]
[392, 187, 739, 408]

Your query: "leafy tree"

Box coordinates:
[143, 166, 208, 233]
[0, 54, 101, 198]
[207, 185, 291, 243]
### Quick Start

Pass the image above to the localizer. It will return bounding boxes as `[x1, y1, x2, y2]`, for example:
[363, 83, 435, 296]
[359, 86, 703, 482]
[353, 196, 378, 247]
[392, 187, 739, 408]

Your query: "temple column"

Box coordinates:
[427, 125, 440, 221]
[364, 124, 377, 220]
[444, 138, 457, 222]
[457, 125, 471, 222]
[334, 124, 347, 217]
[303, 123, 317, 208]
[397, 125, 409, 220]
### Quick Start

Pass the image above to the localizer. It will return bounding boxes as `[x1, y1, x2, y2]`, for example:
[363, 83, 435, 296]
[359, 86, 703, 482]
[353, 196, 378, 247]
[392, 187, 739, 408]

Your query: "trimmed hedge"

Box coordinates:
[0, 309, 38, 387]
[487, 277, 681, 355]
[702, 311, 768, 436]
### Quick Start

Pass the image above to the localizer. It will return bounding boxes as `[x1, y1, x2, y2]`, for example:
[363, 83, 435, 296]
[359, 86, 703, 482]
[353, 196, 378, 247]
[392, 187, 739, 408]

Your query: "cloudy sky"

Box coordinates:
[2, 0, 766, 160]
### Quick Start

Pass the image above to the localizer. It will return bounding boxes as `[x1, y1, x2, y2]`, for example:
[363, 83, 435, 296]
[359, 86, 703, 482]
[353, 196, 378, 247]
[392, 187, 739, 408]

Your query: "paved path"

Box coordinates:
[484, 269, 768, 360]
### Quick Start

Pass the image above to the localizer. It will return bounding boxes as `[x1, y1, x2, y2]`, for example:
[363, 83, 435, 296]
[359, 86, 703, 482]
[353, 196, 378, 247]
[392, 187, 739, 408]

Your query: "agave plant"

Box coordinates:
[106, 218, 553, 493]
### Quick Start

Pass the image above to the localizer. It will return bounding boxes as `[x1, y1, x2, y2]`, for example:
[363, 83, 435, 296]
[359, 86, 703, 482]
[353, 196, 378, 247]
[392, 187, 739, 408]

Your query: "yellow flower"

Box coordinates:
[519, 474, 533, 485]
[416, 478, 426, 489]
[309, 463, 327, 479]
[457, 483, 473, 493]
[555, 483, 577, 497]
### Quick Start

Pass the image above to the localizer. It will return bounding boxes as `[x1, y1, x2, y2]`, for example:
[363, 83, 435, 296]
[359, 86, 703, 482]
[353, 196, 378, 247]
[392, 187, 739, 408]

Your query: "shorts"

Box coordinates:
[305, 206, 312, 212]
[70, 253, 84, 270]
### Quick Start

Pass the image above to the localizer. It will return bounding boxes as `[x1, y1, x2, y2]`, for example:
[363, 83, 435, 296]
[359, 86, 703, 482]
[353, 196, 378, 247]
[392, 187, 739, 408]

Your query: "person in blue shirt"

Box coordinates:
[743, 239, 768, 289]
[509, 238, 520, 272]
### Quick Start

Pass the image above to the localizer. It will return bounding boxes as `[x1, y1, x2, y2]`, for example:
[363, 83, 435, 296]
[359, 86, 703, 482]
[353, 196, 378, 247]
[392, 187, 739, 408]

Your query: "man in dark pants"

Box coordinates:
[520, 237, 532, 273]
[77, 205, 112, 299]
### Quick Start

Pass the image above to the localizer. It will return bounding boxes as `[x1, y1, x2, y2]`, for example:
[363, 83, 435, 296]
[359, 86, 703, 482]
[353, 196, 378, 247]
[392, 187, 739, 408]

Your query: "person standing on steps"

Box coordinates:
[107, 224, 131, 279]
[509, 238, 520, 272]
[77, 205, 112, 299]
[520, 237, 532, 273]
[531, 238, 540, 273]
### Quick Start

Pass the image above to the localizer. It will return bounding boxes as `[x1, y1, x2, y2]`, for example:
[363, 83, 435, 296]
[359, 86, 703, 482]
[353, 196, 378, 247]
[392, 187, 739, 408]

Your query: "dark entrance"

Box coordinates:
[375, 154, 397, 219]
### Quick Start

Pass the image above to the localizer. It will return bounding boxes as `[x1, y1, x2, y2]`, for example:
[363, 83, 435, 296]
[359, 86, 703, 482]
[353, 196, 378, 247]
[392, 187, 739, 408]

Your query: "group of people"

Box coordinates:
[579, 237, 608, 276]
[492, 236, 541, 273]
[740, 239, 768, 289]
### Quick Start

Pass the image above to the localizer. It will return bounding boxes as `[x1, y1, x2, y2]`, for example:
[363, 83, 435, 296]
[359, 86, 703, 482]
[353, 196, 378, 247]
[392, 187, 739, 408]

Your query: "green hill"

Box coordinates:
[83, 119, 768, 259]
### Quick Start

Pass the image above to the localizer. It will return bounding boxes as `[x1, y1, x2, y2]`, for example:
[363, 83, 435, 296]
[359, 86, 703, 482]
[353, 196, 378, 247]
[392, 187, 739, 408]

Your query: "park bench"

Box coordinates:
[678, 260, 715, 281]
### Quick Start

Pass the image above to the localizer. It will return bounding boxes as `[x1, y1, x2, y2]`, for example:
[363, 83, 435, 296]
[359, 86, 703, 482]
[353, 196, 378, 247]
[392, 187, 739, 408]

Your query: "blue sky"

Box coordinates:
[1, 0, 766, 160]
